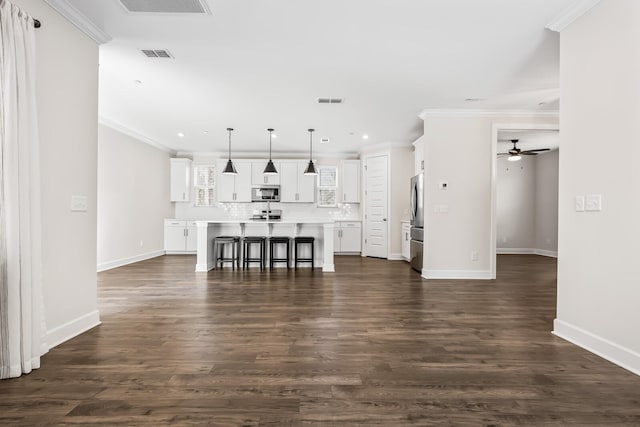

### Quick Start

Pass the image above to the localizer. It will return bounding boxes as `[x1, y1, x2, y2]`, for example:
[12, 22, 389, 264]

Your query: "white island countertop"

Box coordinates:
[195, 220, 336, 273]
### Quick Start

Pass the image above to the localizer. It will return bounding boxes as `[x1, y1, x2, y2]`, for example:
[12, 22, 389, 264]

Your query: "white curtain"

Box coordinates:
[0, 0, 47, 379]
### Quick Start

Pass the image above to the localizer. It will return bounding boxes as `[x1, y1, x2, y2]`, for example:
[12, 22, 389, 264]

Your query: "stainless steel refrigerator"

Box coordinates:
[410, 173, 424, 272]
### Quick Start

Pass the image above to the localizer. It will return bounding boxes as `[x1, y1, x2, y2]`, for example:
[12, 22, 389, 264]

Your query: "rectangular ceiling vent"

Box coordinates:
[317, 98, 344, 104]
[120, 0, 211, 14]
[141, 49, 173, 58]
[320, 138, 330, 144]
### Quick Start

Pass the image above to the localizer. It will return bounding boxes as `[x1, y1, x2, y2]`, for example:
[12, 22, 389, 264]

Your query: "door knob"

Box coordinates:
[383, 218, 387, 221]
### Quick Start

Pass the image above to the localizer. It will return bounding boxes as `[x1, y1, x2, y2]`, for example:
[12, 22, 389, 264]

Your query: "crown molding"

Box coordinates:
[419, 109, 559, 120]
[44, 0, 112, 44]
[546, 0, 601, 32]
[189, 151, 360, 160]
[359, 141, 412, 155]
[98, 116, 176, 154]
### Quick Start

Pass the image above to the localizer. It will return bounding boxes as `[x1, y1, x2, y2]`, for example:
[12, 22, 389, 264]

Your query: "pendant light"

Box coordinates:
[507, 154, 522, 162]
[304, 128, 318, 175]
[263, 128, 278, 175]
[222, 127, 237, 174]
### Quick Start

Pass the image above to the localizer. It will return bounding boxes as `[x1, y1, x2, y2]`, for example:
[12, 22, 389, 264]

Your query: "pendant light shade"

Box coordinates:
[222, 128, 237, 174]
[264, 128, 278, 175]
[304, 128, 318, 175]
[507, 154, 522, 162]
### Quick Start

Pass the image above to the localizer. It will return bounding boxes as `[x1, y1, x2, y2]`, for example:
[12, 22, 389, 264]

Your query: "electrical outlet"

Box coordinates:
[575, 196, 585, 212]
[585, 194, 602, 212]
[471, 251, 478, 261]
[70, 195, 88, 212]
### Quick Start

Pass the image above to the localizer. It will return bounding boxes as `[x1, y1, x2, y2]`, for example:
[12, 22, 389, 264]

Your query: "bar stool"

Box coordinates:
[243, 236, 267, 269]
[269, 236, 291, 269]
[294, 236, 315, 270]
[214, 236, 241, 269]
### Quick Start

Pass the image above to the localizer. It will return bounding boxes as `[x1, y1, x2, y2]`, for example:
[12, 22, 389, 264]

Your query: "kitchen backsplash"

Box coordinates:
[174, 202, 361, 222]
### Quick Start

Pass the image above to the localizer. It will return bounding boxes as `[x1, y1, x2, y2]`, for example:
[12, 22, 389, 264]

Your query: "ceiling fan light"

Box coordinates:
[304, 160, 317, 175]
[222, 159, 237, 174]
[507, 155, 522, 162]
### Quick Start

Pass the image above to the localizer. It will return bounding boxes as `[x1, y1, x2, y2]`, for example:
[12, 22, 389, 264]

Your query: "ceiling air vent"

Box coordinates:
[141, 49, 173, 58]
[317, 97, 345, 104]
[119, 0, 211, 14]
[320, 138, 330, 144]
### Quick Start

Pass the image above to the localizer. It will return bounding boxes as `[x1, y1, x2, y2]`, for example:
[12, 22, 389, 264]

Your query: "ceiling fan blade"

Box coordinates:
[520, 152, 538, 156]
[521, 148, 551, 154]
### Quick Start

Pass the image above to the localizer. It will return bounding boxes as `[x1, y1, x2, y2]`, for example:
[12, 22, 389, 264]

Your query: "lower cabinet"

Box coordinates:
[164, 220, 197, 253]
[401, 221, 410, 261]
[334, 221, 362, 253]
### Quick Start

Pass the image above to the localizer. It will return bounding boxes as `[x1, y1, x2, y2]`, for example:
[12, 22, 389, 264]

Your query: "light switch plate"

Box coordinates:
[575, 196, 585, 212]
[70, 195, 88, 212]
[585, 194, 602, 212]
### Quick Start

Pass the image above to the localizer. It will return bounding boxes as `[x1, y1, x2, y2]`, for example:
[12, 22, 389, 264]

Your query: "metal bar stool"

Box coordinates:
[213, 236, 241, 269]
[243, 236, 267, 270]
[269, 236, 291, 269]
[294, 236, 315, 269]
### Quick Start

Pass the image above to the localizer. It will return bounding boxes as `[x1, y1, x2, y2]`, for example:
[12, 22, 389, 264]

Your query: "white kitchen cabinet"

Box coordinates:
[401, 221, 410, 261]
[280, 162, 315, 203]
[334, 221, 362, 253]
[216, 161, 251, 202]
[413, 138, 424, 175]
[342, 160, 360, 203]
[170, 158, 192, 202]
[251, 162, 280, 185]
[164, 220, 198, 253]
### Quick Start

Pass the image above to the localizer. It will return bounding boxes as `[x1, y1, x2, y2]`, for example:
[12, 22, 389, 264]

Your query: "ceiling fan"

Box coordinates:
[498, 139, 550, 162]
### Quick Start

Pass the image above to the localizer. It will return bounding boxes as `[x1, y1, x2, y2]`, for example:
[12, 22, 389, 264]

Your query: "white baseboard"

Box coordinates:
[387, 253, 404, 261]
[553, 319, 640, 377]
[421, 269, 492, 280]
[534, 249, 558, 258]
[97, 250, 165, 272]
[497, 248, 558, 258]
[46, 310, 101, 349]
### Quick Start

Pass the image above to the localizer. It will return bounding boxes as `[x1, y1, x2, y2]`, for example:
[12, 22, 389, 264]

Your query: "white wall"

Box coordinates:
[535, 150, 559, 254]
[421, 115, 559, 279]
[497, 156, 536, 250]
[496, 151, 559, 255]
[554, 0, 640, 375]
[97, 124, 174, 270]
[12, 0, 100, 347]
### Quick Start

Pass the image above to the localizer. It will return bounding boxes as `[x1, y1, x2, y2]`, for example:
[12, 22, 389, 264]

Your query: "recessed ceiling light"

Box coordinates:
[362, 134, 369, 140]
[349, 132, 355, 136]
[203, 130, 209, 135]
[133, 79, 143, 85]
[177, 132, 185, 138]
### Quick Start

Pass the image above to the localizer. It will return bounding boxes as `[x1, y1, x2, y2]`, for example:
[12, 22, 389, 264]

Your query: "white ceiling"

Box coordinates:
[65, 0, 574, 154]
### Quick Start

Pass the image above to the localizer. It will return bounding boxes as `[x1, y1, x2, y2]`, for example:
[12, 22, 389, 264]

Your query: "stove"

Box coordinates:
[251, 209, 282, 221]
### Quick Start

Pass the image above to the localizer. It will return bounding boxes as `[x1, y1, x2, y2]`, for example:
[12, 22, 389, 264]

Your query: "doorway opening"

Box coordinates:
[490, 124, 560, 279]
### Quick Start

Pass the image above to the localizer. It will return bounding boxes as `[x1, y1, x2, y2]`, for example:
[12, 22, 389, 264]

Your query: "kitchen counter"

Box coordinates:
[195, 220, 335, 272]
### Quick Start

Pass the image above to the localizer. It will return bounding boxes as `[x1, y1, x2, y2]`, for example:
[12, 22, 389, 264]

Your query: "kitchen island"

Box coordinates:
[195, 220, 335, 272]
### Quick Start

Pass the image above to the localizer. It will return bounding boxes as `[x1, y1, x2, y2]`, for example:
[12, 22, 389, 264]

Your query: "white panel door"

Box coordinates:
[216, 159, 236, 202]
[280, 163, 298, 202]
[365, 155, 388, 258]
[233, 162, 253, 202]
[342, 160, 360, 203]
[297, 162, 316, 203]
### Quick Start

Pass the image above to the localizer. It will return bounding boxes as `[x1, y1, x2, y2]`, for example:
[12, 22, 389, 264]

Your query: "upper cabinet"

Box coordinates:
[251, 162, 280, 185]
[342, 160, 360, 203]
[216, 160, 251, 202]
[280, 162, 315, 203]
[170, 158, 192, 202]
[413, 137, 424, 175]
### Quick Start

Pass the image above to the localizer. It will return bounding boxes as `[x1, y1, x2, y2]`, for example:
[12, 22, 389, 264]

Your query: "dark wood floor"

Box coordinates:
[1, 255, 639, 426]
